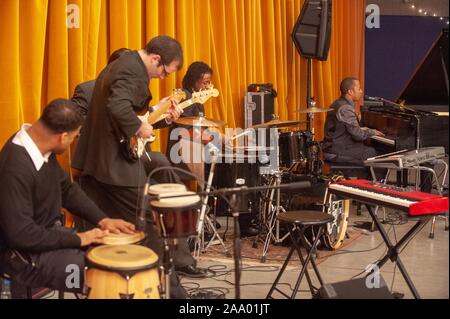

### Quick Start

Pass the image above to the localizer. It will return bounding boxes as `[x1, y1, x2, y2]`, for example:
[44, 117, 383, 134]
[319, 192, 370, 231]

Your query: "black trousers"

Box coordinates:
[0, 246, 86, 297]
[324, 143, 378, 165]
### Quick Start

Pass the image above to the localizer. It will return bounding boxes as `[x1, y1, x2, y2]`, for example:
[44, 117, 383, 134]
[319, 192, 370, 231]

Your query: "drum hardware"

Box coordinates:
[194, 144, 231, 258]
[147, 180, 310, 299]
[257, 171, 291, 263]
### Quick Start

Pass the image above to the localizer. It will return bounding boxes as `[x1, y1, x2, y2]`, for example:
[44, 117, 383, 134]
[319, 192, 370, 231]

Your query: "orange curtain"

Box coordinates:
[0, 0, 366, 170]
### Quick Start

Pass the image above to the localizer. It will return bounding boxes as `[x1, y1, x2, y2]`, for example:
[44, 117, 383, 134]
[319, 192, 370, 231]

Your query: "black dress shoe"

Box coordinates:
[241, 226, 259, 237]
[176, 265, 208, 278]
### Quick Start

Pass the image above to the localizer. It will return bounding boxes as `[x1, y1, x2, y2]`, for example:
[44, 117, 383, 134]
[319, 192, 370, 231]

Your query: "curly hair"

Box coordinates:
[182, 61, 213, 91]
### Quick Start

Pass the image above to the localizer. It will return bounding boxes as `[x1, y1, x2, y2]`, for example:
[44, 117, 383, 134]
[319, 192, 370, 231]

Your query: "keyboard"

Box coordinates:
[328, 179, 448, 216]
[364, 147, 446, 169]
[370, 135, 396, 146]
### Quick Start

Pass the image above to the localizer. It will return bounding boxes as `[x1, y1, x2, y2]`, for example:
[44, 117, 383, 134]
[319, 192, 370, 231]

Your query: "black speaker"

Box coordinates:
[316, 277, 394, 299]
[291, 0, 332, 61]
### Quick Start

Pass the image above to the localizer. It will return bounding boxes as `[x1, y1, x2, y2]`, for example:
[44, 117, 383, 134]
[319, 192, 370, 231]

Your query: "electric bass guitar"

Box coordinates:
[127, 87, 219, 160]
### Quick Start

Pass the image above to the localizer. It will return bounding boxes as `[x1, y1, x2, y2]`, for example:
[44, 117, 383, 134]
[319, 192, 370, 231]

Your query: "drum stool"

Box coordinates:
[266, 211, 333, 299]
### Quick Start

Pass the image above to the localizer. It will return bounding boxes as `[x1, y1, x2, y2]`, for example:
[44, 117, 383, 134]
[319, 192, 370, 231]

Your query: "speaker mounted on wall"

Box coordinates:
[291, 0, 332, 61]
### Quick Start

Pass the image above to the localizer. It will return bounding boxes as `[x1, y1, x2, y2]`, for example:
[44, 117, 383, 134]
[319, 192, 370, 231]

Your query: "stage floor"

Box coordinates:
[182, 207, 449, 299]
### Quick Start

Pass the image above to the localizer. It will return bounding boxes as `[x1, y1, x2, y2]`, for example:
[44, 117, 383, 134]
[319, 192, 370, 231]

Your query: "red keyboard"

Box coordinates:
[328, 179, 449, 216]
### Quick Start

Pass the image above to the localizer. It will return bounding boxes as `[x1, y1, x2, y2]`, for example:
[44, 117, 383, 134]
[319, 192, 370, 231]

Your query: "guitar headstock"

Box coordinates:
[191, 86, 220, 104]
[172, 89, 186, 103]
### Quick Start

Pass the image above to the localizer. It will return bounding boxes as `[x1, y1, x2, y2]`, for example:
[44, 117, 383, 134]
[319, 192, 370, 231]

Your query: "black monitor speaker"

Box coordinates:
[316, 277, 394, 299]
[291, 0, 332, 61]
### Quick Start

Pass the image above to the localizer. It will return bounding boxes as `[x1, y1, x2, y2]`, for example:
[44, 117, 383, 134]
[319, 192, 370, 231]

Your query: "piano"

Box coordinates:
[362, 29, 449, 154]
[328, 179, 448, 216]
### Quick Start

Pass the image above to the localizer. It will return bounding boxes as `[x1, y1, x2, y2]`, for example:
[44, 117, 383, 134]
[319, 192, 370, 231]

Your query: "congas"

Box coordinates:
[102, 231, 146, 245]
[85, 244, 160, 299]
[148, 183, 187, 195]
[150, 190, 201, 238]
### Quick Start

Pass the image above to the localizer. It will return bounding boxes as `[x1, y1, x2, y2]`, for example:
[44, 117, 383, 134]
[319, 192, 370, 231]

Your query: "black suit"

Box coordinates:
[71, 51, 191, 298]
[71, 79, 96, 118]
[71, 77, 172, 181]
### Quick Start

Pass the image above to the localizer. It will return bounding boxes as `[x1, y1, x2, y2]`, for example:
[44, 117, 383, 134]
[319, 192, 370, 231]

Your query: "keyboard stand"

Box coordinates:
[365, 204, 432, 299]
[369, 159, 449, 238]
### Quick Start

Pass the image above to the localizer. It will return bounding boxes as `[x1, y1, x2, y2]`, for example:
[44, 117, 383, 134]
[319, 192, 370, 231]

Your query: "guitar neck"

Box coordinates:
[148, 99, 194, 125]
[146, 100, 173, 125]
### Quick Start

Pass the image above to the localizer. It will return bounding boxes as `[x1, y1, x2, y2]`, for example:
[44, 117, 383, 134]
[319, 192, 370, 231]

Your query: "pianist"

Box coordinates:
[323, 77, 385, 165]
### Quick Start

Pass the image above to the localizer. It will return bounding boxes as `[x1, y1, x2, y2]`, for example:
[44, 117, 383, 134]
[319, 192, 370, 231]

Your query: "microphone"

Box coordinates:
[364, 95, 382, 101]
[136, 182, 150, 231]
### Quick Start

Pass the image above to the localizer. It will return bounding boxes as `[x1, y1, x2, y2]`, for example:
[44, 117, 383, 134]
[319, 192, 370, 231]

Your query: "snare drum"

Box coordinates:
[85, 245, 160, 299]
[150, 191, 201, 238]
[279, 130, 312, 169]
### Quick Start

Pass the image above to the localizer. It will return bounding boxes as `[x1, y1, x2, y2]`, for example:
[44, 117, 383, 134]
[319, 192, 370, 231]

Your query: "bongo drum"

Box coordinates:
[150, 190, 201, 238]
[85, 245, 160, 299]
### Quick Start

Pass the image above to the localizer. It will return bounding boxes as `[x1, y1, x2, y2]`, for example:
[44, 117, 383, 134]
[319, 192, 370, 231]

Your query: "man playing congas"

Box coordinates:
[0, 100, 135, 297]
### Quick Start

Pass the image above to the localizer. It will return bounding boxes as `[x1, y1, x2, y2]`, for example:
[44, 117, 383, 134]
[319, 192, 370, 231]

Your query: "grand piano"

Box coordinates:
[362, 29, 449, 155]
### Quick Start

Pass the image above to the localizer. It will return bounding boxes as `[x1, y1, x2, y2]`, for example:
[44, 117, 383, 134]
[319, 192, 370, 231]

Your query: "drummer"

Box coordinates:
[166, 61, 230, 167]
[0, 100, 135, 298]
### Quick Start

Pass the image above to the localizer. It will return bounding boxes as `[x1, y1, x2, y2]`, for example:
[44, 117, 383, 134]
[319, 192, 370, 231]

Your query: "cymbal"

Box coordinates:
[295, 107, 331, 114]
[175, 116, 226, 127]
[251, 119, 306, 129]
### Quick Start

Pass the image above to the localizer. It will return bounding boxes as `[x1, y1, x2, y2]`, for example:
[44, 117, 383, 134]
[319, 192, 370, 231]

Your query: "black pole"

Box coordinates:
[306, 58, 312, 131]
[229, 194, 241, 299]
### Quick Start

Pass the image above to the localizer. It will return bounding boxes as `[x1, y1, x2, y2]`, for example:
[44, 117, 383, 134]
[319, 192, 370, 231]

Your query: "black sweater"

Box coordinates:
[0, 140, 106, 252]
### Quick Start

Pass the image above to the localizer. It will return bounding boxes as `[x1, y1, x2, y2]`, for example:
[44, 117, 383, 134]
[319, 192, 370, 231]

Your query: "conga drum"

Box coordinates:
[101, 231, 146, 245]
[85, 245, 160, 299]
[150, 190, 201, 238]
[148, 183, 187, 195]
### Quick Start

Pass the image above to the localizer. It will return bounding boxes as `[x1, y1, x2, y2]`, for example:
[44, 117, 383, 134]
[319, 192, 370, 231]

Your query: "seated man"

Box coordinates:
[323, 77, 384, 165]
[0, 99, 135, 297]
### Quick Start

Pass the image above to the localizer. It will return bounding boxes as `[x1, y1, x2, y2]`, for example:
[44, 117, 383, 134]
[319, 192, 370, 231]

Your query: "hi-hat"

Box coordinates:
[175, 116, 226, 127]
[295, 107, 331, 114]
[250, 119, 306, 129]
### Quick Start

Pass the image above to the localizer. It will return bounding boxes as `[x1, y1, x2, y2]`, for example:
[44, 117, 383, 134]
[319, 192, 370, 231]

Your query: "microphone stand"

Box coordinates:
[194, 144, 230, 257]
[229, 193, 242, 299]
[150, 181, 311, 299]
[143, 166, 310, 299]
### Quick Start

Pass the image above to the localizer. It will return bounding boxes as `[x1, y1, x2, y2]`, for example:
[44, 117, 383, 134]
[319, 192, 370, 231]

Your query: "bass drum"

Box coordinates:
[321, 187, 350, 250]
